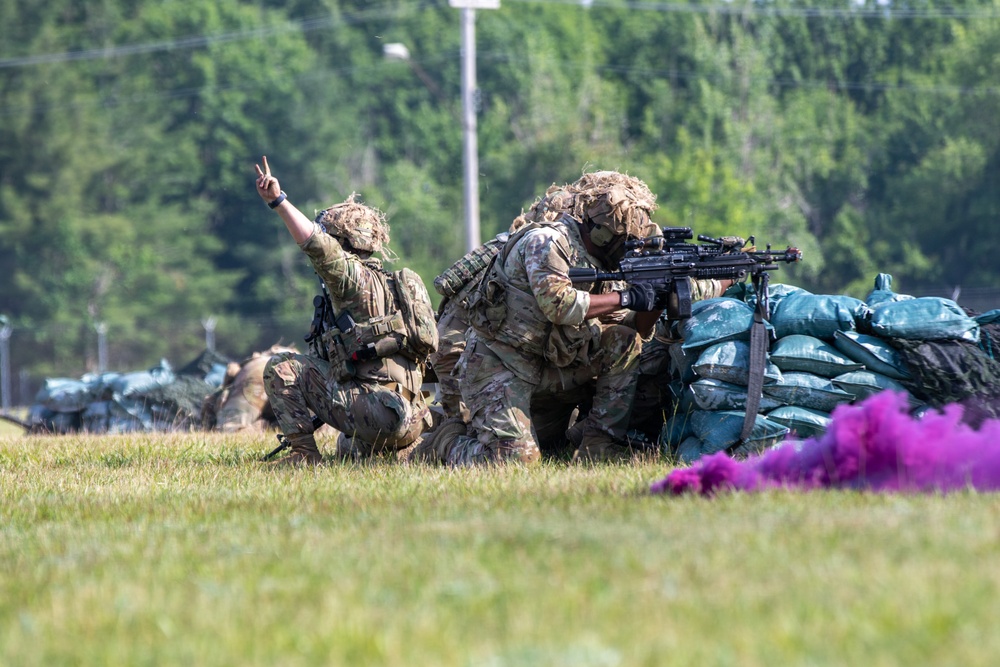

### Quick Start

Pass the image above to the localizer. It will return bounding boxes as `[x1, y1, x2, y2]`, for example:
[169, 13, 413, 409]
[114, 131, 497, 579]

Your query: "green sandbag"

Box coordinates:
[659, 410, 695, 453]
[688, 378, 785, 412]
[692, 340, 783, 387]
[680, 298, 773, 351]
[764, 372, 855, 412]
[870, 297, 980, 342]
[766, 405, 832, 439]
[832, 330, 911, 380]
[865, 273, 914, 307]
[831, 369, 917, 405]
[770, 293, 872, 340]
[675, 436, 706, 464]
[770, 334, 865, 378]
[690, 410, 790, 455]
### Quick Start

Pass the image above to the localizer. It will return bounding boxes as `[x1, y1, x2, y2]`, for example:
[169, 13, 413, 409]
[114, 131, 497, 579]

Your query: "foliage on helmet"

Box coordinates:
[315, 193, 390, 254]
[569, 171, 657, 238]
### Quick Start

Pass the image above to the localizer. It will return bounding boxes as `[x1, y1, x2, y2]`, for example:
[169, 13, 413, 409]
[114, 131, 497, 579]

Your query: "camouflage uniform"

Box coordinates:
[438, 213, 645, 465]
[428, 281, 478, 422]
[264, 225, 431, 459]
[428, 188, 579, 425]
[209, 346, 295, 432]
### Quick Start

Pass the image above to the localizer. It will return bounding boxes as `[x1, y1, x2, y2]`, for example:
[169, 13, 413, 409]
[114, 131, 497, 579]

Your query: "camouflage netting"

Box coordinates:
[512, 171, 659, 238]
[569, 171, 657, 237]
[315, 193, 390, 254]
[890, 309, 1000, 428]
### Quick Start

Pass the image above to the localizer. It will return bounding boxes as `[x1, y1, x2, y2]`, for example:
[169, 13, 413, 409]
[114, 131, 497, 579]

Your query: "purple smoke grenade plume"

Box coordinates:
[651, 391, 1000, 496]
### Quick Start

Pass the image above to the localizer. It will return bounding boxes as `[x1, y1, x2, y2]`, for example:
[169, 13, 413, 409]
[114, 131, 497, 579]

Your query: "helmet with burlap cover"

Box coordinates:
[315, 193, 390, 254]
[569, 171, 657, 240]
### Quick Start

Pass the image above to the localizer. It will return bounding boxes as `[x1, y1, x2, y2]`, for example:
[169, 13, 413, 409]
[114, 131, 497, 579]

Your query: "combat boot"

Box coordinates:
[408, 417, 468, 464]
[272, 433, 323, 467]
[572, 428, 657, 464]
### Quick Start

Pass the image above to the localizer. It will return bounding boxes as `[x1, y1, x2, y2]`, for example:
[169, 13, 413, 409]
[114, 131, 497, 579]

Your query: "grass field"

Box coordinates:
[2, 430, 998, 666]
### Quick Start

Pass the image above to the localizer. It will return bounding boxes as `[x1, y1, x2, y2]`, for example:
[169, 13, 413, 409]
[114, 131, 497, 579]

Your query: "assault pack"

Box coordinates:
[433, 233, 509, 299]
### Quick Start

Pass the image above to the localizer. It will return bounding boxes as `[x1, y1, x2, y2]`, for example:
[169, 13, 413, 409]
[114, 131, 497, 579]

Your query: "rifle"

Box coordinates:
[568, 226, 802, 446]
[262, 277, 355, 462]
[568, 226, 801, 320]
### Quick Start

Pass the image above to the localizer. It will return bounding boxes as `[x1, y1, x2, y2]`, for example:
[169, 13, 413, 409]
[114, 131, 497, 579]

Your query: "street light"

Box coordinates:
[385, 2, 499, 254]
[382, 43, 448, 105]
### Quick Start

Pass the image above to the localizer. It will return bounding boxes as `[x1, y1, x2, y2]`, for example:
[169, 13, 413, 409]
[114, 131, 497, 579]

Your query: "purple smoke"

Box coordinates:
[651, 391, 1000, 496]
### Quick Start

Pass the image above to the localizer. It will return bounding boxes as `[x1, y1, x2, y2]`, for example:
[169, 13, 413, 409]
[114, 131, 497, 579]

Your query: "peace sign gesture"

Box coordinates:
[255, 155, 282, 202]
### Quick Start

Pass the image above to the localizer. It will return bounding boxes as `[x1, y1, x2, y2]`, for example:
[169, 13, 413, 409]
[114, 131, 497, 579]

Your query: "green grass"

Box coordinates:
[2, 431, 998, 666]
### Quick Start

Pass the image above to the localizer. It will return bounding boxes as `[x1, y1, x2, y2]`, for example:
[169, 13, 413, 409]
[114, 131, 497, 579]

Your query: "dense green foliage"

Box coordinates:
[2, 0, 999, 385]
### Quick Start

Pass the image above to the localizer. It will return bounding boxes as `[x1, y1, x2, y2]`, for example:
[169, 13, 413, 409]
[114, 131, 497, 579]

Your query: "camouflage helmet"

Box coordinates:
[315, 193, 390, 254]
[569, 171, 657, 239]
[509, 184, 577, 233]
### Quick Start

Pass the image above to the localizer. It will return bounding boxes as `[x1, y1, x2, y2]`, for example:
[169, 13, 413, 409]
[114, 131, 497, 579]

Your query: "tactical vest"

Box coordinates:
[465, 219, 570, 357]
[322, 266, 437, 394]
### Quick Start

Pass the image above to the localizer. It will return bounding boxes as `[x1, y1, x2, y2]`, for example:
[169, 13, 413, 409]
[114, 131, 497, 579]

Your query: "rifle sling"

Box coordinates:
[740, 315, 767, 443]
[740, 272, 772, 445]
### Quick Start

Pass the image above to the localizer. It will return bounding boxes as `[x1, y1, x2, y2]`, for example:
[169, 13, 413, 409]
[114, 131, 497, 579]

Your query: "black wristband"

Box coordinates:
[267, 191, 287, 209]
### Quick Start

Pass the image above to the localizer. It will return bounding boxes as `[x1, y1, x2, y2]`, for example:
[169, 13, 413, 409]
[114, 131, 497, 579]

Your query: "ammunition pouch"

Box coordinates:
[326, 310, 410, 382]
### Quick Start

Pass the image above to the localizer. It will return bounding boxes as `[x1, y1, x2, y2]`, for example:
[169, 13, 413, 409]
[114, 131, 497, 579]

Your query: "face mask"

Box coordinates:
[588, 223, 616, 247]
[588, 223, 627, 265]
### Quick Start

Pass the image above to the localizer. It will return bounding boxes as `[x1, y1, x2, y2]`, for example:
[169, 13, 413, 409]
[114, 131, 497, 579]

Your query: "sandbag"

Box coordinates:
[690, 410, 790, 456]
[743, 283, 812, 315]
[659, 410, 696, 454]
[865, 273, 914, 307]
[108, 359, 175, 398]
[870, 297, 980, 342]
[770, 293, 871, 340]
[35, 378, 93, 413]
[769, 334, 865, 378]
[763, 372, 855, 412]
[831, 371, 917, 407]
[688, 378, 785, 412]
[975, 309, 1000, 326]
[766, 405, 832, 439]
[832, 330, 911, 380]
[675, 436, 706, 465]
[680, 298, 771, 351]
[692, 340, 783, 387]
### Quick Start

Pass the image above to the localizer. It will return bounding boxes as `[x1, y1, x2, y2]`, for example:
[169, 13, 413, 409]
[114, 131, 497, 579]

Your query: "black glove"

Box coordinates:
[618, 283, 659, 311]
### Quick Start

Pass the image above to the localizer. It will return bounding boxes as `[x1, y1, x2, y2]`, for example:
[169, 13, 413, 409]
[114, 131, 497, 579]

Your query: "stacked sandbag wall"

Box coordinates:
[660, 273, 986, 464]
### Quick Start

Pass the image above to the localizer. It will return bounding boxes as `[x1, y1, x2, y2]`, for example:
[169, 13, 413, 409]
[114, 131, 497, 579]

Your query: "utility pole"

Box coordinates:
[95, 322, 108, 374]
[449, 0, 499, 253]
[202, 316, 217, 353]
[0, 318, 11, 414]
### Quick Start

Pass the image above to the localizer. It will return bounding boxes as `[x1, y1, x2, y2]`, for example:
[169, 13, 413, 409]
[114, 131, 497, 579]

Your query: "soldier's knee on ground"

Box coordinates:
[496, 438, 541, 464]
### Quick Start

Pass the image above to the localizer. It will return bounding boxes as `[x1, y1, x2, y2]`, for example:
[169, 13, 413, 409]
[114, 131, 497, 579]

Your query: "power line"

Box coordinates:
[0, 4, 436, 69]
[5, 0, 993, 73]
[505, 0, 1000, 20]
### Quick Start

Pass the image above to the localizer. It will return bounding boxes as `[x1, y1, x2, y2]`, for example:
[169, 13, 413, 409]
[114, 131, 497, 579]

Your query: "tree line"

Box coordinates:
[1, 0, 998, 385]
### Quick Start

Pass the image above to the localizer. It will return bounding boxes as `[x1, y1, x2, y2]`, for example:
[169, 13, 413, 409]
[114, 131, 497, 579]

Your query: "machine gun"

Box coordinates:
[569, 226, 802, 446]
[568, 226, 802, 320]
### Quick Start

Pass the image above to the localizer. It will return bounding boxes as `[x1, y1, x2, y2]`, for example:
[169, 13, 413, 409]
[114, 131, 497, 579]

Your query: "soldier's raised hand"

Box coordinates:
[255, 156, 282, 202]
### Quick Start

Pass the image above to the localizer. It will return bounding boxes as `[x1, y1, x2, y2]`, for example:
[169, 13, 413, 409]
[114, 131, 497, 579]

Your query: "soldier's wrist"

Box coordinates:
[268, 191, 287, 209]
